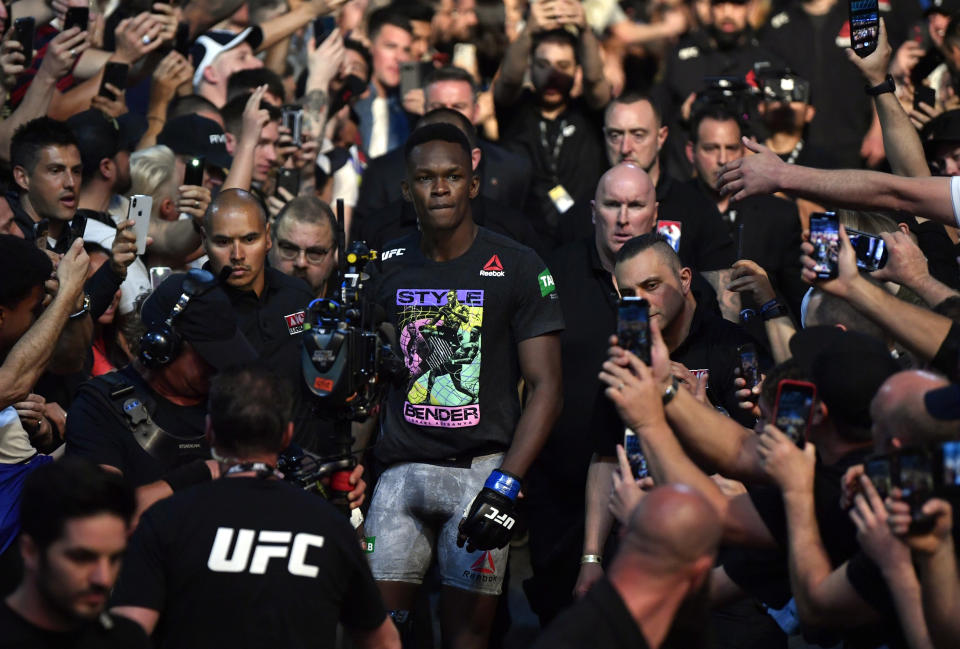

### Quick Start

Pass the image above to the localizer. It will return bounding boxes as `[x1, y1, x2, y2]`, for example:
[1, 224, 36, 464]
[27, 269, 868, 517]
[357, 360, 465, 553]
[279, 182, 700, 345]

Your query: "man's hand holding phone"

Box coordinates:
[610, 443, 654, 525]
[600, 318, 672, 434]
[177, 185, 211, 219]
[55, 238, 91, 304]
[846, 18, 891, 87]
[110, 219, 138, 279]
[800, 223, 860, 297]
[756, 423, 816, 496]
[886, 491, 954, 555]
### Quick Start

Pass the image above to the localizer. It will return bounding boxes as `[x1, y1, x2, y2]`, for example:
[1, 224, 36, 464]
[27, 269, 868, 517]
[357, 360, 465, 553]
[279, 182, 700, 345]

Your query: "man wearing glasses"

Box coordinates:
[268, 196, 338, 299]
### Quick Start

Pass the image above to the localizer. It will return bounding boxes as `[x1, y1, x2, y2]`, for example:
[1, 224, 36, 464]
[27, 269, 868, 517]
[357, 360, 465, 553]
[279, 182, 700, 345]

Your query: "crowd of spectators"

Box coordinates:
[1, 0, 960, 648]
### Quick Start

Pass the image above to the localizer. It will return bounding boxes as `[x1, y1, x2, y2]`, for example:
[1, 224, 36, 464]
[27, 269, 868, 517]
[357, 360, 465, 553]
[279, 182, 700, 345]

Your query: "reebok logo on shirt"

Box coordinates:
[479, 254, 505, 277]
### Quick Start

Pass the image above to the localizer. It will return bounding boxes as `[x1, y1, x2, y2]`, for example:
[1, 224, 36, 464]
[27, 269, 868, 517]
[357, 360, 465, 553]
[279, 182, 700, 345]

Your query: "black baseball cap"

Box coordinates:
[761, 73, 812, 104]
[790, 326, 900, 429]
[66, 110, 124, 175]
[921, 109, 960, 157]
[190, 27, 263, 90]
[926, 0, 960, 16]
[140, 271, 257, 371]
[156, 115, 233, 169]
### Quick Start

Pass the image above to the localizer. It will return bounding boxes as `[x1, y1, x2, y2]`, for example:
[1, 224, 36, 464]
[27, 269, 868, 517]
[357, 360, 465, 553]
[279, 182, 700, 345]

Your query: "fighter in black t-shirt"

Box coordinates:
[364, 124, 563, 648]
[109, 366, 396, 649]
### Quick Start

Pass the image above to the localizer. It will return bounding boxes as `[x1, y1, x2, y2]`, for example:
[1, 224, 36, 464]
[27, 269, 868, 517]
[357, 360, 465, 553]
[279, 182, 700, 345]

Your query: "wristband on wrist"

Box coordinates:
[581, 554, 602, 564]
[485, 469, 522, 501]
[164, 458, 213, 491]
[866, 74, 895, 96]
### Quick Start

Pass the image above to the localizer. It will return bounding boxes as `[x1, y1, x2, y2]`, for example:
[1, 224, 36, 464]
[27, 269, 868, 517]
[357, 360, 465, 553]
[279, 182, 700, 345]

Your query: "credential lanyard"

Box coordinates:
[225, 462, 283, 480]
[539, 119, 568, 181]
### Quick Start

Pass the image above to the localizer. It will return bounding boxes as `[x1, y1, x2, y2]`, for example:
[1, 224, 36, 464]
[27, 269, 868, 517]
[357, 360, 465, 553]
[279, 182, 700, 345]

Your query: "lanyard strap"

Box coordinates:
[785, 139, 804, 165]
[539, 119, 568, 179]
[225, 462, 283, 480]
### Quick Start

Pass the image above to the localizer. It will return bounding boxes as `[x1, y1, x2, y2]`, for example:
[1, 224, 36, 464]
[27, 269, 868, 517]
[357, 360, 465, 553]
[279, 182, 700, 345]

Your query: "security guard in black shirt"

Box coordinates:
[200, 188, 338, 454]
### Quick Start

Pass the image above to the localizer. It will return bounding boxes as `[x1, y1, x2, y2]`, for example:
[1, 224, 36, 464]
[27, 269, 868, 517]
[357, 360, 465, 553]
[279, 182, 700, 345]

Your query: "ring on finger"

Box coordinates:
[142, 34, 151, 45]
[69, 48, 76, 57]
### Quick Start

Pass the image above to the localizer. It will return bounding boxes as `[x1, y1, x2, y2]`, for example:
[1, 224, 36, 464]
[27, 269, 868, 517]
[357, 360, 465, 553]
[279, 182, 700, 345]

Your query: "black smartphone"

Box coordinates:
[281, 105, 303, 147]
[738, 343, 760, 390]
[809, 211, 840, 279]
[66, 212, 87, 247]
[174, 22, 191, 56]
[915, 85, 936, 111]
[313, 15, 336, 46]
[617, 296, 650, 365]
[898, 447, 936, 529]
[184, 156, 205, 186]
[64, 7, 89, 32]
[624, 429, 649, 479]
[849, 0, 879, 58]
[276, 168, 301, 197]
[773, 379, 817, 448]
[939, 439, 960, 492]
[864, 453, 894, 501]
[400, 61, 422, 98]
[99, 62, 129, 100]
[13, 17, 35, 63]
[33, 218, 49, 250]
[846, 228, 889, 272]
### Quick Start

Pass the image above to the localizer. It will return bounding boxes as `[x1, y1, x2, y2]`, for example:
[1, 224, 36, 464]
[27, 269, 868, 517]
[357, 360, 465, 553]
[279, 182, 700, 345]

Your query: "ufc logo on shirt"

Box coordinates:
[207, 527, 325, 577]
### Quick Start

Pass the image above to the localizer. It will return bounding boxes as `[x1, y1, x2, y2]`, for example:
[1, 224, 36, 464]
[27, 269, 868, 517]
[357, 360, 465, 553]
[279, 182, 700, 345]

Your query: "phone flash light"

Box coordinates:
[782, 78, 795, 91]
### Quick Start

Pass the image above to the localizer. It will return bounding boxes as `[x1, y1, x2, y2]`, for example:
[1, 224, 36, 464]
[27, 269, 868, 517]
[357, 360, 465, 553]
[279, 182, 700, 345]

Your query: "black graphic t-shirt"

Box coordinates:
[370, 227, 564, 464]
[109, 478, 386, 649]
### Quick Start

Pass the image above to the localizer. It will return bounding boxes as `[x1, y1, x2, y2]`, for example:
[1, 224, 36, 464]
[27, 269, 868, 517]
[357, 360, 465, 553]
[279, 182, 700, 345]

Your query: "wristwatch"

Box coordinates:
[662, 375, 681, 406]
[68, 294, 91, 320]
[866, 74, 895, 96]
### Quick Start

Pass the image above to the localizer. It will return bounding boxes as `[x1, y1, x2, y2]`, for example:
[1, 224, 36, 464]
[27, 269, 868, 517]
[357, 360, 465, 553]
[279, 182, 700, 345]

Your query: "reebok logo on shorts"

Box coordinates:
[479, 255, 504, 277]
[464, 551, 499, 584]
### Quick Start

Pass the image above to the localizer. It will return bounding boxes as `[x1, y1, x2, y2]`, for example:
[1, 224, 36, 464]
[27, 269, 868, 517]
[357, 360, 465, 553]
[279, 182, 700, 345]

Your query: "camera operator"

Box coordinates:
[365, 123, 563, 649]
[2, 458, 148, 648]
[109, 365, 399, 649]
[64, 270, 256, 487]
[534, 485, 721, 649]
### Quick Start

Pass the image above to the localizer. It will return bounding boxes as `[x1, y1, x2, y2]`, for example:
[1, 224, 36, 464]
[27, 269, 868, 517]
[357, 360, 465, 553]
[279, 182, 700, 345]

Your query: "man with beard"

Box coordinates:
[2, 458, 148, 648]
[495, 0, 611, 249]
[656, 0, 782, 177]
[267, 196, 338, 298]
[533, 484, 721, 649]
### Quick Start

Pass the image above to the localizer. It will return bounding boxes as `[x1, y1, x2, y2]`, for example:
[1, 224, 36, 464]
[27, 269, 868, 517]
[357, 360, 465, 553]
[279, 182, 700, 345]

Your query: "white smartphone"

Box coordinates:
[128, 194, 153, 255]
[452, 43, 477, 71]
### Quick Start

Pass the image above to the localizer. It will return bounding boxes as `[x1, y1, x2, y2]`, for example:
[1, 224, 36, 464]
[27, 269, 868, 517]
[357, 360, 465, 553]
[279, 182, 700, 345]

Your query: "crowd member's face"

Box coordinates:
[269, 218, 336, 295]
[208, 43, 263, 88]
[760, 98, 813, 135]
[340, 48, 370, 82]
[710, 0, 749, 43]
[689, 118, 743, 192]
[409, 19, 432, 61]
[450, 0, 478, 41]
[0, 284, 44, 351]
[425, 80, 476, 121]
[615, 247, 691, 331]
[0, 198, 23, 238]
[204, 205, 271, 293]
[931, 12, 951, 48]
[16, 145, 82, 222]
[112, 151, 132, 196]
[929, 141, 960, 176]
[531, 40, 576, 107]
[592, 167, 657, 259]
[402, 140, 479, 233]
[252, 121, 279, 182]
[604, 100, 667, 170]
[371, 25, 412, 90]
[28, 514, 127, 622]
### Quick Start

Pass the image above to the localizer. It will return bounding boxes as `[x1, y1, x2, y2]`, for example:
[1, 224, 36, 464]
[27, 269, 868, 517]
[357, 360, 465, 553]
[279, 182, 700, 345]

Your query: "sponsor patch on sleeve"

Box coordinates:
[538, 268, 556, 297]
[284, 310, 306, 335]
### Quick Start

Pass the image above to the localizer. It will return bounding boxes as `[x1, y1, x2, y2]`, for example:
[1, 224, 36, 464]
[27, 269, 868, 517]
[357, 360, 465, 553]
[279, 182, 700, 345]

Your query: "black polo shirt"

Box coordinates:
[532, 577, 650, 649]
[216, 266, 337, 451]
[495, 89, 606, 249]
[656, 175, 736, 272]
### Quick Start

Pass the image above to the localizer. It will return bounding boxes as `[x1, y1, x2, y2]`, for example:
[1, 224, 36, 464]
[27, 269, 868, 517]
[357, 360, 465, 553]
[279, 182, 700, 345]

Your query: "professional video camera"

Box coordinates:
[278, 200, 405, 513]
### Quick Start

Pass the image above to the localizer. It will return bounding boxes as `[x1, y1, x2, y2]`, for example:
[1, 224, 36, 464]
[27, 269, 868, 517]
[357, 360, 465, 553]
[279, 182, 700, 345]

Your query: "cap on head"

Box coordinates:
[140, 270, 256, 370]
[190, 27, 264, 90]
[156, 115, 233, 169]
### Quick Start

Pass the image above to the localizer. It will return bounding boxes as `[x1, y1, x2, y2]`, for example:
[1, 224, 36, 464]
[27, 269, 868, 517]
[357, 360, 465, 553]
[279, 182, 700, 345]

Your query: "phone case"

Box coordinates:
[129, 195, 153, 255]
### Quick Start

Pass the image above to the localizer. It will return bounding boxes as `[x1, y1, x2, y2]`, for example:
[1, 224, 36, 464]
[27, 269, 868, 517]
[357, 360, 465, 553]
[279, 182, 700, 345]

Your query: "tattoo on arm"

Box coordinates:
[302, 89, 329, 136]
